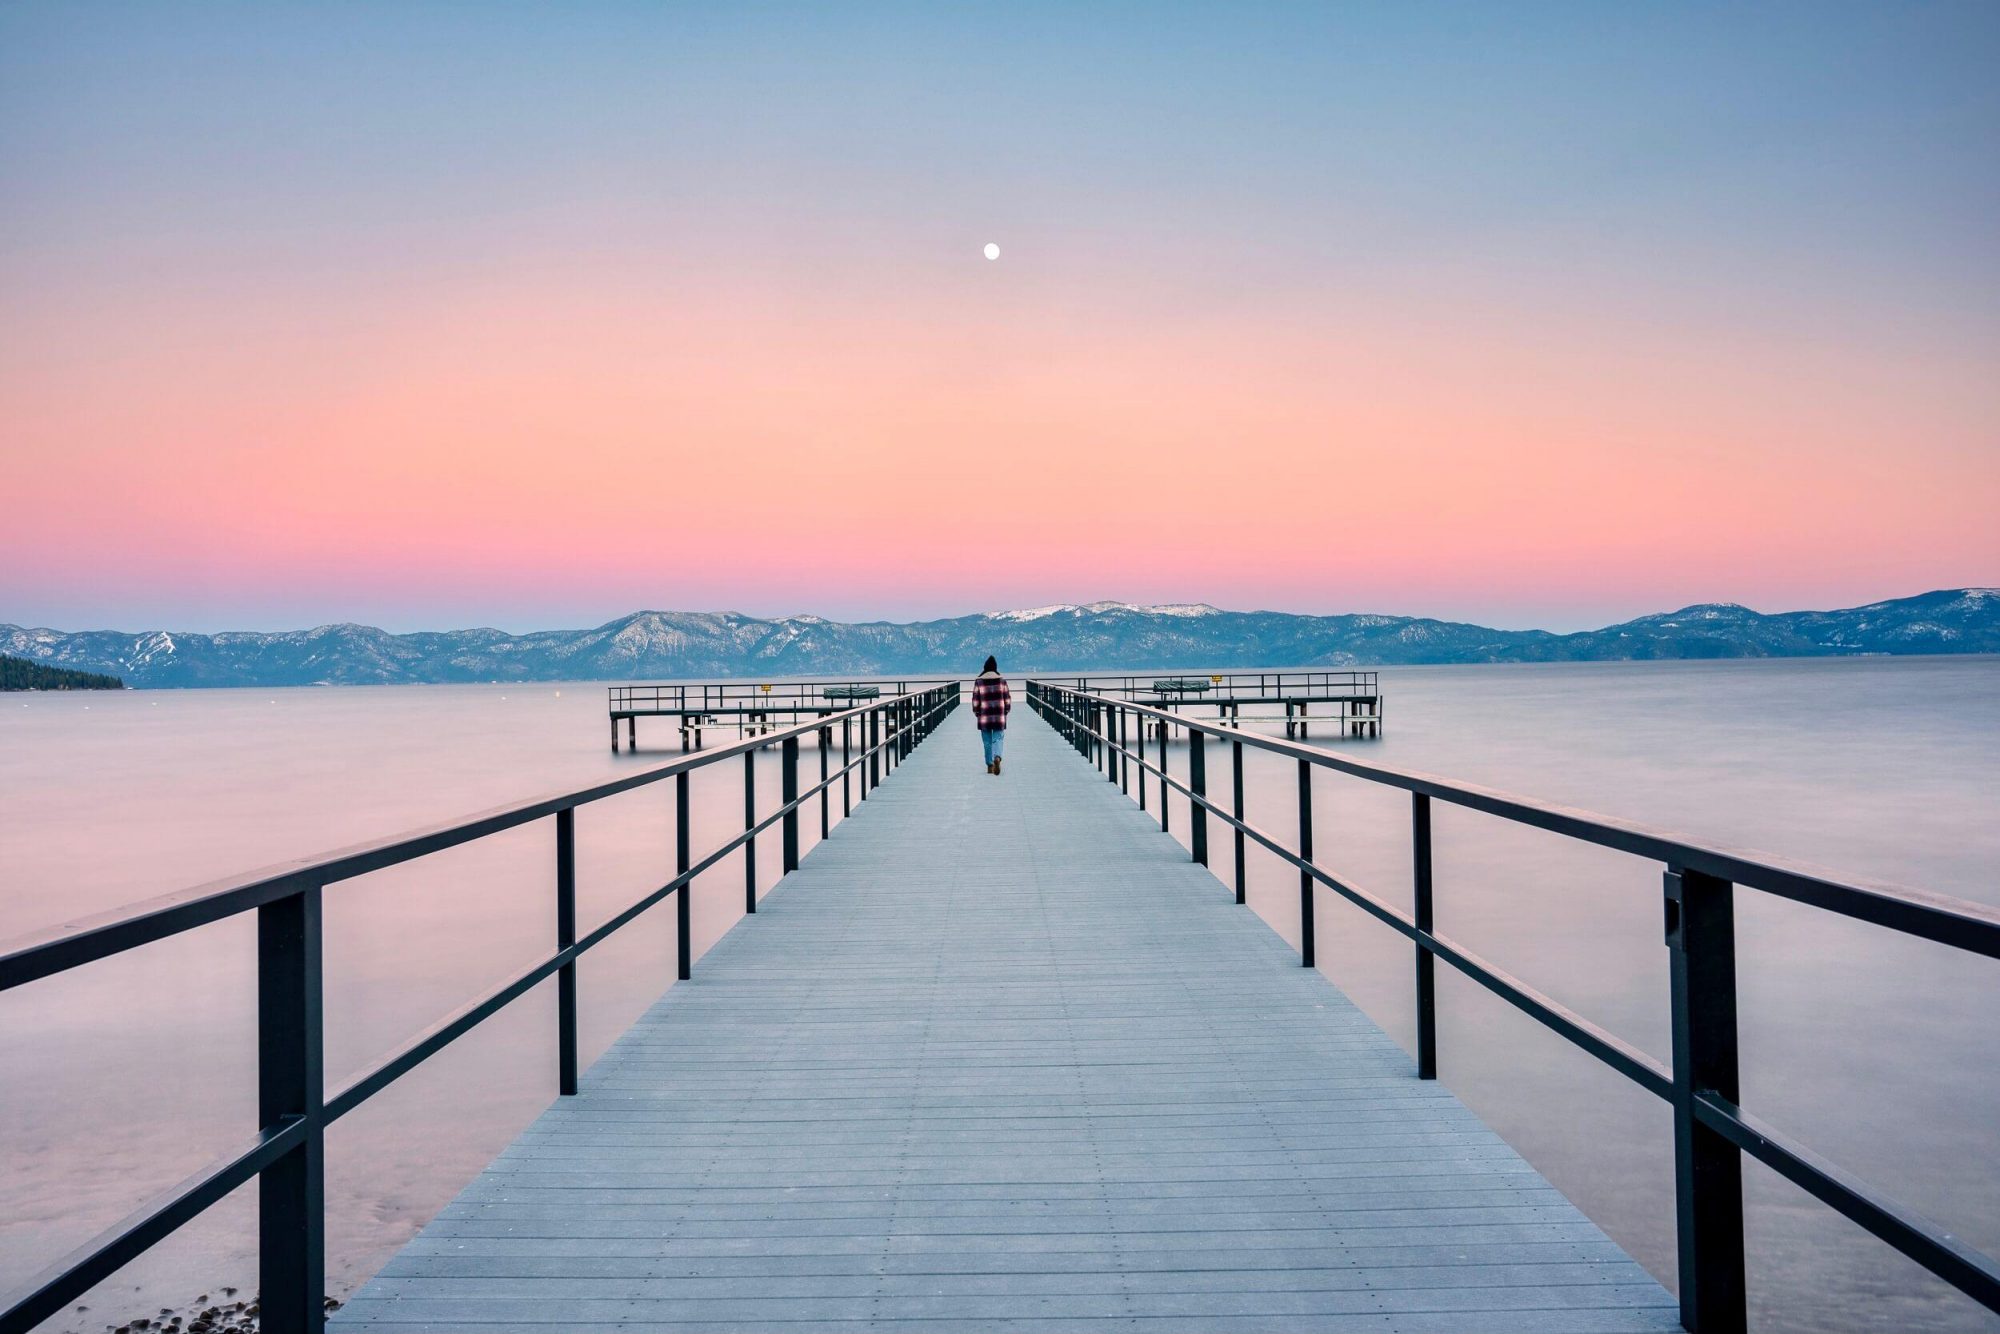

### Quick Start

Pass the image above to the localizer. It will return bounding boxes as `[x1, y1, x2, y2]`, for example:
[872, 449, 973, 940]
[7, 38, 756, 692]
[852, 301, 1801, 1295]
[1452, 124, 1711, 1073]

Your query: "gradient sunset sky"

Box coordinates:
[3, 2, 1995, 632]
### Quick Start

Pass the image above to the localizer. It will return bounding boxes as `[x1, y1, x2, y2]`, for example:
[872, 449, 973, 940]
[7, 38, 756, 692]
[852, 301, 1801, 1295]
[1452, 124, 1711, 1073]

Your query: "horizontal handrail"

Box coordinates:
[1026, 680, 2000, 1332]
[1052, 670, 1379, 699]
[0, 694, 935, 989]
[1038, 685, 2000, 956]
[609, 677, 961, 711]
[1114, 735, 1675, 1097]
[1, 1121, 309, 1334]
[0, 682, 960, 1334]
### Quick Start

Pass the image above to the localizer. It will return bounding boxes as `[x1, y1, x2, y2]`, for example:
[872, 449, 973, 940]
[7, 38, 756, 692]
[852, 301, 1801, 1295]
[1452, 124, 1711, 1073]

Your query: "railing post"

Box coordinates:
[868, 710, 880, 790]
[1232, 738, 1246, 904]
[1188, 728, 1208, 866]
[743, 751, 757, 914]
[1119, 707, 1129, 794]
[675, 772, 691, 981]
[1296, 760, 1315, 968]
[819, 726, 830, 839]
[257, 884, 325, 1334]
[556, 810, 578, 1096]
[1666, 867, 1746, 1333]
[782, 736, 800, 873]
[1158, 718, 1170, 835]
[842, 717, 852, 815]
[1137, 716, 1148, 813]
[1412, 794, 1436, 1080]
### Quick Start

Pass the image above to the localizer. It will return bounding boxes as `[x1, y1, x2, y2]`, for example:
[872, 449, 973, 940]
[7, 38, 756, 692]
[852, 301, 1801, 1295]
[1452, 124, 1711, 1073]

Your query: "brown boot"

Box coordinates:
[994, 757, 1003, 777]
[987, 760, 997, 775]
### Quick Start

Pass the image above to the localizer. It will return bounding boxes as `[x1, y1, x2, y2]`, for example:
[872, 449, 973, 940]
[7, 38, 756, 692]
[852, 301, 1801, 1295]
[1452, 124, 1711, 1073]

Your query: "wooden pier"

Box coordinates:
[13, 680, 1995, 1334]
[333, 707, 1674, 1333]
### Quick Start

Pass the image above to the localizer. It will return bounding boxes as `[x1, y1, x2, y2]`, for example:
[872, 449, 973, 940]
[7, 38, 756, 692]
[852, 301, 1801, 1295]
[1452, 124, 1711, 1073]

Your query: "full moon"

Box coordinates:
[983, 242, 1000, 260]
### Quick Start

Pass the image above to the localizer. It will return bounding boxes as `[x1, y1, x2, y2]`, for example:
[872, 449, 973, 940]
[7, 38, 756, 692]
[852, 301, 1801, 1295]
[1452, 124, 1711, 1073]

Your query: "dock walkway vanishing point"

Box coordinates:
[335, 706, 1677, 1333]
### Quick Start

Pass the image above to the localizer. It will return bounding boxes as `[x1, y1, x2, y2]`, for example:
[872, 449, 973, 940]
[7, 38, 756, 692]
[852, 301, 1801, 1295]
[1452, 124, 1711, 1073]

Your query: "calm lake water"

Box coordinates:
[3, 657, 1997, 1332]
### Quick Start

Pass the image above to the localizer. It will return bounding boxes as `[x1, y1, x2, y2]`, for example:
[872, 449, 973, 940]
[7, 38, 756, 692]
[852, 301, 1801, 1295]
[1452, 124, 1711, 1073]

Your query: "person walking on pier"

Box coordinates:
[973, 656, 1011, 775]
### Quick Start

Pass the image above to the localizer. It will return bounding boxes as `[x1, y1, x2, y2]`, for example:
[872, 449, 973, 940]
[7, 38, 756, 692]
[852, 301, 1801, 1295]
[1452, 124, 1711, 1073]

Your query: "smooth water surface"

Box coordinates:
[2, 658, 1996, 1332]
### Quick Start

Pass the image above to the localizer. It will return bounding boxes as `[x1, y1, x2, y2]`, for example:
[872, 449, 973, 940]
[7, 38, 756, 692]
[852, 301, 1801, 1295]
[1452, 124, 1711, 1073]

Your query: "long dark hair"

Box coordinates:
[982, 655, 999, 674]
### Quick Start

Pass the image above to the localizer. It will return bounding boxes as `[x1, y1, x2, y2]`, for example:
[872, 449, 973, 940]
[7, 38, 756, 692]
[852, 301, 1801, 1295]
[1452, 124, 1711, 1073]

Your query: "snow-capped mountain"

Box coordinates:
[2, 590, 1994, 688]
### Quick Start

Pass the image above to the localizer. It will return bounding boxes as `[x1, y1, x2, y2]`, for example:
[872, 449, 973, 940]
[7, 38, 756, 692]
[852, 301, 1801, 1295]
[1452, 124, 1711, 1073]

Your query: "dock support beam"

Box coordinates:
[1666, 867, 1746, 1333]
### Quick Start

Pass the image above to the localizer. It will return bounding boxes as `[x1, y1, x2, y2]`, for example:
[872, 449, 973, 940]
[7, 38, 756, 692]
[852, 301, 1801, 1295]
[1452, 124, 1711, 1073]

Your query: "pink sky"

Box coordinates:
[3, 6, 1995, 632]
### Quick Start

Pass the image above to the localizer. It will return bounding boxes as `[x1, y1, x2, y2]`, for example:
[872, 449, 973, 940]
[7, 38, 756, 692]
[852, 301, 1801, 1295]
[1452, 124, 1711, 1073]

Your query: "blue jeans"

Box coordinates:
[981, 728, 1005, 764]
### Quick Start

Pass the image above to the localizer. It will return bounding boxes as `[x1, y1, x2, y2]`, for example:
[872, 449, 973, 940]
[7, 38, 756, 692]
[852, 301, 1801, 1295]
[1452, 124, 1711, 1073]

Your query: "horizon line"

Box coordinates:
[5, 584, 1994, 641]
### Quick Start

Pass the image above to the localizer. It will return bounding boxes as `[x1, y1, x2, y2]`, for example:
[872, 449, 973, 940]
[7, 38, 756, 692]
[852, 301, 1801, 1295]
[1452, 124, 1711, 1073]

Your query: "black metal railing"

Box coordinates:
[1026, 680, 2000, 1334]
[609, 678, 960, 714]
[1049, 669, 1379, 700]
[0, 683, 960, 1334]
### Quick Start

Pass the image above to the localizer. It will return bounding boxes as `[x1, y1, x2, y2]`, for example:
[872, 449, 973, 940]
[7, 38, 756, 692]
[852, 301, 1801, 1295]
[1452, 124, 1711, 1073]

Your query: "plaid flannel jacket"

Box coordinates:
[971, 673, 1012, 731]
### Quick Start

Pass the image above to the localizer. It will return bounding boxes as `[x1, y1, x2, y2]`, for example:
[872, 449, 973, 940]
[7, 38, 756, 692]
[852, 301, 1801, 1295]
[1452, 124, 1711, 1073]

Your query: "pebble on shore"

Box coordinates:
[90, 1291, 340, 1334]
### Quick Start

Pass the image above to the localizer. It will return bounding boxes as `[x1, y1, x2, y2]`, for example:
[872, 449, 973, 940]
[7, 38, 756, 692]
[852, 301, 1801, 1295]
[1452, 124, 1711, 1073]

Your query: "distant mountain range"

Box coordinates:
[2, 589, 1995, 689]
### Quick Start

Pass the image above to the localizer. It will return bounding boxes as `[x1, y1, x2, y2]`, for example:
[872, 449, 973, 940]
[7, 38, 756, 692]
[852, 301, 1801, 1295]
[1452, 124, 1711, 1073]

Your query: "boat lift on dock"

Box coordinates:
[609, 678, 958, 751]
[1048, 669, 1384, 739]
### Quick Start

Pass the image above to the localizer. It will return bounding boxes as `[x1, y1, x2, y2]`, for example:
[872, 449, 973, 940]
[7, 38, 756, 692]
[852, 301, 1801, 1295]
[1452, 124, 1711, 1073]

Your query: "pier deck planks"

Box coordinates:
[335, 706, 1677, 1333]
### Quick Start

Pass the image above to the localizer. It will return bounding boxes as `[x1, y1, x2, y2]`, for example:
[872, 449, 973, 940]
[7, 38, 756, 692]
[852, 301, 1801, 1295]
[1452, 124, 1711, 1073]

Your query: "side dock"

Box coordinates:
[1049, 671, 1384, 739]
[610, 680, 960, 751]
